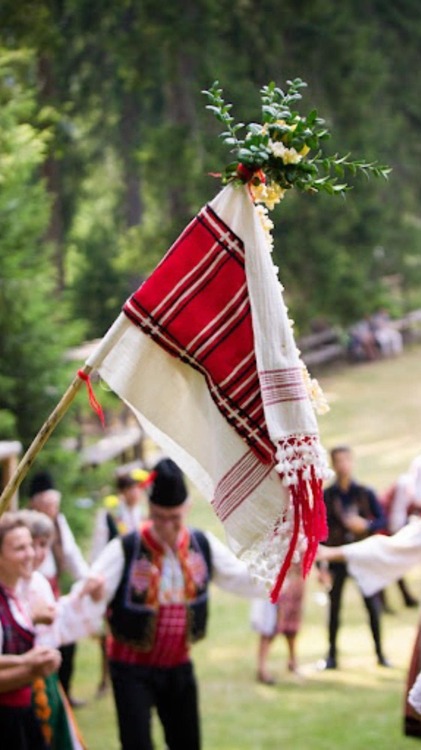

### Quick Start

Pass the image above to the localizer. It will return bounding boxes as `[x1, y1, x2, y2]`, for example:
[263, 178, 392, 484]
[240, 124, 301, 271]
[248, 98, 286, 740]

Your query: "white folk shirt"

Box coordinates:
[38, 513, 89, 582]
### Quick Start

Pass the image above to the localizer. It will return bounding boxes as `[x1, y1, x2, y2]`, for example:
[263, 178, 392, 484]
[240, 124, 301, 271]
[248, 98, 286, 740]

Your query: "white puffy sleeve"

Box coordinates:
[206, 531, 266, 598]
[90, 509, 111, 563]
[344, 519, 421, 597]
[88, 536, 125, 603]
[58, 515, 90, 580]
[36, 538, 125, 647]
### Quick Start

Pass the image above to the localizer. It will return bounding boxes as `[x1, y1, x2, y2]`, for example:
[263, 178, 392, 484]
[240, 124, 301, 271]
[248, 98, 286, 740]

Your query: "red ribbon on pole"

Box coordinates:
[77, 370, 105, 427]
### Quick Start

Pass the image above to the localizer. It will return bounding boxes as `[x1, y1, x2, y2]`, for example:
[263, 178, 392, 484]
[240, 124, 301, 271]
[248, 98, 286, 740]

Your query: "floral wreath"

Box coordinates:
[203, 78, 390, 212]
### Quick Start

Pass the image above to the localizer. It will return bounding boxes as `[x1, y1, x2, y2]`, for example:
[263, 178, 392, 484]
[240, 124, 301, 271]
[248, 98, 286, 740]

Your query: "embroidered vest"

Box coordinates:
[107, 525, 212, 652]
[106, 510, 120, 541]
[105, 502, 141, 540]
[0, 586, 34, 707]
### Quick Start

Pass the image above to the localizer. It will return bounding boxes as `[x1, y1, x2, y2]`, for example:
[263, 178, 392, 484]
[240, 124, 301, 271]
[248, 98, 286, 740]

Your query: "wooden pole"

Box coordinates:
[0, 366, 91, 516]
[0, 313, 130, 516]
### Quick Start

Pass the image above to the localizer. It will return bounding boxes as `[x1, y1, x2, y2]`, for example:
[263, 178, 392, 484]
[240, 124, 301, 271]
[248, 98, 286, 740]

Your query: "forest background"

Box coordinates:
[1, 0, 421, 507]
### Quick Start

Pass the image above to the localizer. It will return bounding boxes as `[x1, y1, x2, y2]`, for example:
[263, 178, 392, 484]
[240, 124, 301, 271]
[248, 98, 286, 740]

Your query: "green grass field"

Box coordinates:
[73, 345, 421, 749]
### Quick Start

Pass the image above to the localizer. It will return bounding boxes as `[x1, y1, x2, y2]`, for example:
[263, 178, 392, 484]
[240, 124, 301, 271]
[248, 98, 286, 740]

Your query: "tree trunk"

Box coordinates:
[38, 54, 66, 291]
[119, 91, 143, 228]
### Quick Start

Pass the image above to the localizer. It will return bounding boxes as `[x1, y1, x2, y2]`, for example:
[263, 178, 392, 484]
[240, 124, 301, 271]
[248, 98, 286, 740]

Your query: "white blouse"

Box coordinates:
[17, 571, 103, 648]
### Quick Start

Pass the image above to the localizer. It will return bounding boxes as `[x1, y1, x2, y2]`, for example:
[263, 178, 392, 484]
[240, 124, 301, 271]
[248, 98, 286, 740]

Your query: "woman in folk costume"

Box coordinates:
[251, 561, 305, 684]
[28, 471, 89, 706]
[83, 457, 265, 750]
[90, 469, 152, 697]
[318, 519, 421, 737]
[0, 512, 61, 750]
[16, 509, 98, 750]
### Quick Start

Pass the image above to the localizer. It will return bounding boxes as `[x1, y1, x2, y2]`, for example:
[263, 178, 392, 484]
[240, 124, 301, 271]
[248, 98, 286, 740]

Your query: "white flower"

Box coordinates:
[269, 140, 303, 165]
[270, 141, 287, 159]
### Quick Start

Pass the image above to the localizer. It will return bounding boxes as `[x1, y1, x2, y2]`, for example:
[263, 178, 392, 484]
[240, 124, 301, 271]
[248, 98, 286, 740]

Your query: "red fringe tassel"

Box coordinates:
[270, 470, 328, 604]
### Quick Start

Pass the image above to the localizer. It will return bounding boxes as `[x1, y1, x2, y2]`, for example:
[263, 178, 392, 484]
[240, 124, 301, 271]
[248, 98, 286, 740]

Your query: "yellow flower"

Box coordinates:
[131, 468, 150, 484]
[299, 144, 310, 157]
[251, 182, 286, 211]
[281, 147, 302, 165]
[251, 183, 267, 203]
[255, 204, 274, 250]
[269, 140, 303, 164]
[302, 367, 330, 415]
[103, 494, 119, 509]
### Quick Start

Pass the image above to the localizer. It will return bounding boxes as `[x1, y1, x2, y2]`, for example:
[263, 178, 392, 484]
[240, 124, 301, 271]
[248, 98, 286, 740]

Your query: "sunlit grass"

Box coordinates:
[74, 344, 421, 749]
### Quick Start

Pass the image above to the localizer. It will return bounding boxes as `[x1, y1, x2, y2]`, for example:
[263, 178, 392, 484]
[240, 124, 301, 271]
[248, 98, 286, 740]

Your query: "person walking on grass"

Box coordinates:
[251, 562, 305, 684]
[319, 445, 390, 670]
[84, 457, 264, 750]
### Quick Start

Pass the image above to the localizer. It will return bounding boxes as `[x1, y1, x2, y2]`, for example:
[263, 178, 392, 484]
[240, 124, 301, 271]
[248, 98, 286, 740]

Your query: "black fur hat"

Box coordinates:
[29, 471, 55, 498]
[150, 459, 187, 507]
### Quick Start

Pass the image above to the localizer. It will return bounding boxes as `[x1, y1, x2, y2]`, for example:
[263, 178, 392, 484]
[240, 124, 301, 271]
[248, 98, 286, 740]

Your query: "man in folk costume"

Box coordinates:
[0, 513, 61, 750]
[320, 446, 389, 669]
[318, 518, 421, 737]
[29, 471, 89, 706]
[86, 457, 265, 750]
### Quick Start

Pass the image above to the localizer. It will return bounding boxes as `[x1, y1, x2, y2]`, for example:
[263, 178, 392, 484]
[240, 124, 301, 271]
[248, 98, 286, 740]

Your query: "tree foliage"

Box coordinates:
[0, 47, 80, 462]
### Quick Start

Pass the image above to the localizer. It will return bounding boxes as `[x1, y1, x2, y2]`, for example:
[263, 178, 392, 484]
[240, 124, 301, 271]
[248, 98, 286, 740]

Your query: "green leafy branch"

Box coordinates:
[202, 79, 391, 204]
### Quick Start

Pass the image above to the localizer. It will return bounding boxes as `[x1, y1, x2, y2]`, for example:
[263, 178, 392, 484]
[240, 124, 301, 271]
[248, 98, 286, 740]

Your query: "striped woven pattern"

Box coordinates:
[124, 204, 281, 464]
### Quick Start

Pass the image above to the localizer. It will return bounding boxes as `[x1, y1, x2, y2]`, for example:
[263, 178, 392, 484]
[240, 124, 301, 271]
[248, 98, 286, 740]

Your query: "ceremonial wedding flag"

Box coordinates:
[96, 184, 329, 599]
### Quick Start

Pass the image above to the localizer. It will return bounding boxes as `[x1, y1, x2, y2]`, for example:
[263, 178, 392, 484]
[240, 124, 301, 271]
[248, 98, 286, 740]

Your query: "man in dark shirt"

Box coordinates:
[320, 445, 389, 669]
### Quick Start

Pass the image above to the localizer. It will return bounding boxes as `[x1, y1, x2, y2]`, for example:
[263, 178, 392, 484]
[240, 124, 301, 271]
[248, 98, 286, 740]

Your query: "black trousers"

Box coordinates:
[109, 660, 201, 750]
[328, 562, 384, 659]
[59, 641, 76, 696]
[0, 705, 47, 750]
